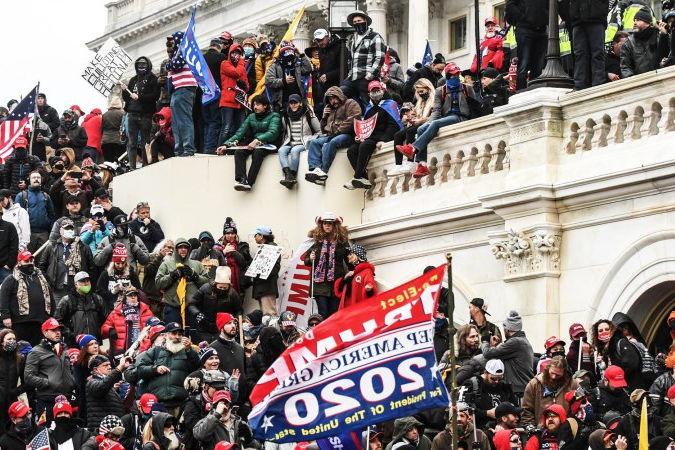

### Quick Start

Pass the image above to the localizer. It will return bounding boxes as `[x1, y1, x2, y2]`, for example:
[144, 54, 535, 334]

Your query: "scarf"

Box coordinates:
[64, 238, 84, 276]
[13, 266, 52, 316]
[313, 239, 336, 283]
[176, 263, 187, 327]
[122, 302, 141, 350]
[224, 241, 242, 293]
[311, 57, 320, 69]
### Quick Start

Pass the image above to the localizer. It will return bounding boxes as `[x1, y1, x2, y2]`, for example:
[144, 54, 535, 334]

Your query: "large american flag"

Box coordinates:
[0, 85, 38, 163]
[27, 428, 50, 450]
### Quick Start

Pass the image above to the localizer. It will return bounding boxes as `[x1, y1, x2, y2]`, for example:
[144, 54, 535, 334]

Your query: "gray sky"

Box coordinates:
[0, 0, 109, 115]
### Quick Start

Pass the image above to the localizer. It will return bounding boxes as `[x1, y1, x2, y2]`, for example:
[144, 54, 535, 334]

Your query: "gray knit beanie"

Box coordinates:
[503, 310, 523, 332]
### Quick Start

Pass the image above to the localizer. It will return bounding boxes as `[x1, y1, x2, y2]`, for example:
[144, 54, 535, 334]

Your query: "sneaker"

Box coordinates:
[315, 168, 328, 180]
[343, 180, 356, 190]
[413, 164, 430, 179]
[396, 144, 415, 159]
[352, 177, 373, 189]
[388, 165, 403, 176]
[179, 151, 194, 157]
[401, 160, 416, 174]
[234, 179, 251, 191]
[305, 169, 319, 183]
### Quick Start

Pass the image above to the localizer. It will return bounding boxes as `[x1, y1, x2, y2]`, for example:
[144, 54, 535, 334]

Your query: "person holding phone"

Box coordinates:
[49, 109, 88, 165]
[192, 389, 253, 450]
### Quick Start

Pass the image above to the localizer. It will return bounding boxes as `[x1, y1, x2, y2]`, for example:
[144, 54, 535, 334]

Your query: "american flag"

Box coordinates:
[27, 428, 50, 450]
[0, 85, 38, 163]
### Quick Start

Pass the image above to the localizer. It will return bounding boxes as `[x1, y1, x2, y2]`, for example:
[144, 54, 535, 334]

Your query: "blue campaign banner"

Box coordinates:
[180, 8, 221, 105]
[248, 266, 450, 443]
[317, 431, 363, 450]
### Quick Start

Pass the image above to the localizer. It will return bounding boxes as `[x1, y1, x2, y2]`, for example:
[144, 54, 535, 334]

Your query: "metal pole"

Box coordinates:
[28, 82, 40, 157]
[474, 0, 483, 96]
[445, 253, 458, 450]
[527, 0, 574, 89]
[577, 337, 583, 371]
[310, 258, 315, 315]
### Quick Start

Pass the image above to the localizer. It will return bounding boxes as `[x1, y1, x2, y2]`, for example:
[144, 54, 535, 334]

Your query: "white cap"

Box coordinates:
[485, 359, 505, 375]
[314, 28, 329, 40]
[74, 271, 90, 283]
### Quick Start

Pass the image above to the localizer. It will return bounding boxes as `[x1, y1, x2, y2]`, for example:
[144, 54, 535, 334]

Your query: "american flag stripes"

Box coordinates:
[27, 428, 50, 450]
[0, 85, 37, 163]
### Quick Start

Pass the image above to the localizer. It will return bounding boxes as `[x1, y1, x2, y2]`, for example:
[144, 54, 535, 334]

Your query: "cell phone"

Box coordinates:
[184, 326, 191, 340]
[70, 172, 82, 179]
[231, 405, 240, 416]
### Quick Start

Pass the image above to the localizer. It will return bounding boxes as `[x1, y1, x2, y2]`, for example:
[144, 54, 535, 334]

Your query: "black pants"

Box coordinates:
[35, 396, 57, 427]
[393, 126, 419, 164]
[150, 140, 175, 163]
[127, 113, 153, 169]
[102, 143, 126, 162]
[347, 137, 379, 179]
[234, 147, 269, 186]
[13, 321, 43, 346]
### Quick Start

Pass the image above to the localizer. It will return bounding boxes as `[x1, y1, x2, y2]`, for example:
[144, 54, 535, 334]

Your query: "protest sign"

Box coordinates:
[277, 239, 317, 328]
[82, 38, 132, 97]
[246, 244, 284, 280]
[355, 114, 378, 141]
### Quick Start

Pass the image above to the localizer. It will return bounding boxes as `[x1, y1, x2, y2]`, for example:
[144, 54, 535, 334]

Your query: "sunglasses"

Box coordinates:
[489, 376, 504, 382]
[308, 322, 320, 327]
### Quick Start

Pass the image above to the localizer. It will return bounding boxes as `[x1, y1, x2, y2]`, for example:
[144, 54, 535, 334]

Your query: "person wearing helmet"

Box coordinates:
[304, 213, 350, 319]
[335, 244, 377, 310]
[396, 62, 475, 179]
[265, 40, 312, 112]
[49, 109, 89, 165]
[182, 369, 231, 449]
[344, 80, 402, 190]
[93, 214, 150, 271]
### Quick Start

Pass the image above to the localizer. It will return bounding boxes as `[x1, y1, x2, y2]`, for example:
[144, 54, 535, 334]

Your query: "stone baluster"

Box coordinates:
[657, 99, 675, 132]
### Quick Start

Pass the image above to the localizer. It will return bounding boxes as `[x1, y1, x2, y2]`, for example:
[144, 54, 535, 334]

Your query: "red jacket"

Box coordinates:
[335, 262, 377, 310]
[101, 301, 153, 352]
[82, 111, 103, 154]
[219, 44, 249, 109]
[153, 107, 175, 148]
[470, 35, 505, 73]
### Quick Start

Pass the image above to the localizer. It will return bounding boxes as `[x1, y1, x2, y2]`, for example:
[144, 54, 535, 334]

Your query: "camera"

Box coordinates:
[70, 172, 82, 179]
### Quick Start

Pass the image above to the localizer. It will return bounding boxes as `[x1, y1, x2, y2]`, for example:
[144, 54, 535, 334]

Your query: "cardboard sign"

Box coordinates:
[246, 244, 283, 280]
[354, 113, 378, 141]
[82, 38, 132, 97]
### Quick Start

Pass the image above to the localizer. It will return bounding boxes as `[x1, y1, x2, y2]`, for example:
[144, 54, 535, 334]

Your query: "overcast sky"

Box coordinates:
[0, 1, 109, 115]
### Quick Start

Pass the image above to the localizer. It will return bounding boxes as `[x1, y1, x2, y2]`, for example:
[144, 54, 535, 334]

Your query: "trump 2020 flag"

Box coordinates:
[249, 265, 450, 443]
[422, 41, 433, 66]
[180, 8, 221, 104]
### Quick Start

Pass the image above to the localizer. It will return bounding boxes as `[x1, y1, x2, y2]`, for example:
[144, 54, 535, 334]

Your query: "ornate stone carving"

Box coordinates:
[429, 0, 444, 19]
[388, 5, 404, 33]
[365, 0, 388, 10]
[491, 229, 561, 276]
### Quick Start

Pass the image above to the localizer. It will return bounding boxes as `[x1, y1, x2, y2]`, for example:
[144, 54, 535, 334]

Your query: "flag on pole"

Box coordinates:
[180, 8, 221, 104]
[250, 0, 309, 103]
[27, 428, 50, 450]
[248, 265, 450, 443]
[0, 85, 37, 163]
[639, 397, 648, 450]
[277, 238, 317, 328]
[422, 40, 433, 66]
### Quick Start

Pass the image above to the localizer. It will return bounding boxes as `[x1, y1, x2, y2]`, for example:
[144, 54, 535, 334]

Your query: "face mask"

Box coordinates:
[230, 53, 241, 64]
[15, 149, 26, 159]
[158, 119, 167, 127]
[243, 323, 251, 332]
[62, 229, 75, 240]
[137, 66, 148, 74]
[369, 92, 383, 103]
[78, 285, 91, 295]
[446, 77, 461, 89]
[4, 341, 17, 352]
[54, 417, 73, 428]
[15, 417, 32, 435]
[598, 330, 611, 342]
[311, 57, 321, 68]
[19, 264, 34, 275]
[420, 92, 430, 101]
[354, 22, 368, 35]
[215, 287, 228, 296]
[550, 350, 565, 358]
[244, 46, 254, 57]
[282, 55, 296, 68]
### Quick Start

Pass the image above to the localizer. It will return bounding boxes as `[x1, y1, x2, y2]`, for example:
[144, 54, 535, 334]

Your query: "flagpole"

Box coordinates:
[28, 82, 40, 157]
[445, 253, 458, 450]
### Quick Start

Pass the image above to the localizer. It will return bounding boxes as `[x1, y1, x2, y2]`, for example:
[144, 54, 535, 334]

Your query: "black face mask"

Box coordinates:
[19, 264, 34, 275]
[54, 416, 74, 429]
[15, 417, 32, 435]
[215, 287, 228, 296]
[15, 148, 26, 159]
[354, 22, 368, 35]
[550, 350, 565, 358]
[420, 92, 430, 101]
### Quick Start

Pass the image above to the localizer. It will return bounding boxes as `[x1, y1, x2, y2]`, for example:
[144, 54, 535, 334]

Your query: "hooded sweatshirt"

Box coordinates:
[153, 107, 175, 148]
[37, 94, 60, 132]
[220, 44, 249, 109]
[386, 416, 432, 450]
[3, 202, 30, 249]
[123, 56, 160, 114]
[82, 110, 103, 153]
[493, 429, 519, 450]
[320, 86, 362, 136]
[155, 237, 209, 309]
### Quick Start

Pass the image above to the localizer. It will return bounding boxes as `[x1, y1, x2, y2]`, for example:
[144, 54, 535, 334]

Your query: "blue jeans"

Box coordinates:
[413, 115, 463, 162]
[201, 100, 222, 154]
[307, 134, 355, 173]
[515, 27, 547, 90]
[0, 267, 11, 283]
[315, 295, 340, 319]
[278, 144, 306, 171]
[170, 87, 197, 155]
[219, 107, 245, 146]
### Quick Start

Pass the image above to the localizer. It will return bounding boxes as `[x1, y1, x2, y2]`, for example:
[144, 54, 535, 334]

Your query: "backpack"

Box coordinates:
[20, 190, 49, 209]
[616, 338, 657, 375]
[440, 85, 483, 119]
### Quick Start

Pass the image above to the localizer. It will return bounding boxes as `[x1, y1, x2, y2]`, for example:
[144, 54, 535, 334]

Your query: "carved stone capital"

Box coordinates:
[490, 226, 562, 279]
[429, 0, 444, 19]
[365, 0, 388, 11]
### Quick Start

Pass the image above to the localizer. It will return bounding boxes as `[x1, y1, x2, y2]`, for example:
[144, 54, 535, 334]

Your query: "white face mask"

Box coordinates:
[62, 229, 75, 240]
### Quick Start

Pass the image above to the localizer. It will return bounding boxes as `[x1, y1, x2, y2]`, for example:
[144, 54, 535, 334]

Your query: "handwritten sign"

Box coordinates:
[354, 113, 378, 141]
[246, 244, 283, 280]
[82, 38, 132, 97]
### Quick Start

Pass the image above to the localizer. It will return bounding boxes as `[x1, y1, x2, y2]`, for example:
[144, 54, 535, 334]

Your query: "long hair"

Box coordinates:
[0, 329, 22, 368]
[591, 319, 617, 353]
[542, 355, 570, 386]
[307, 222, 349, 245]
[76, 340, 107, 367]
[456, 324, 480, 356]
[413, 78, 435, 120]
[107, 259, 130, 276]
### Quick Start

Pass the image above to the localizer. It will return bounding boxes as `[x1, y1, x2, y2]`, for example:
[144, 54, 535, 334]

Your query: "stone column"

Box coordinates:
[366, 0, 388, 39]
[293, 14, 313, 52]
[408, 0, 429, 67]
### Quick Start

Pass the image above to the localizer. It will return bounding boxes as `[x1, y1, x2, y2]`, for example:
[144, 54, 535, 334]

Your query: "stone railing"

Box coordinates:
[365, 114, 511, 200]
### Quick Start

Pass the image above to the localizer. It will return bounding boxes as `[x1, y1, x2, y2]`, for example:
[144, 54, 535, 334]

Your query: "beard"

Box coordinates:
[165, 339, 184, 354]
[165, 431, 180, 450]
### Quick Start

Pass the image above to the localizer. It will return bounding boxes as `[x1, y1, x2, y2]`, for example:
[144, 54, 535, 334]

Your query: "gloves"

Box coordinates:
[109, 328, 118, 342]
[656, 352, 667, 368]
[236, 80, 247, 90]
[171, 268, 182, 281]
[238, 421, 252, 443]
[182, 265, 195, 279]
[525, 425, 538, 437]
[225, 140, 238, 148]
[196, 313, 205, 323]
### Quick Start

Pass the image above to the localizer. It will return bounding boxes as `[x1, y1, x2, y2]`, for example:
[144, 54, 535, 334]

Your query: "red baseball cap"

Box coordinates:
[445, 62, 460, 75]
[8, 401, 30, 419]
[140, 393, 158, 414]
[367, 80, 385, 92]
[213, 390, 232, 404]
[13, 136, 28, 149]
[604, 365, 628, 388]
[215, 442, 239, 450]
[485, 17, 498, 25]
[545, 336, 566, 351]
[17, 250, 33, 263]
[569, 323, 586, 338]
[41, 317, 62, 334]
[69, 105, 85, 116]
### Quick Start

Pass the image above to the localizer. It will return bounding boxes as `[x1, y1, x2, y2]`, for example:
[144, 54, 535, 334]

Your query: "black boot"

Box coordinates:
[280, 167, 294, 189]
[290, 170, 298, 185]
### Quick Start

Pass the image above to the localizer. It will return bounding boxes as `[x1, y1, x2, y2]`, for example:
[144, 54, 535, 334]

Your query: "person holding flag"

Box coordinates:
[265, 41, 312, 112]
[166, 30, 198, 157]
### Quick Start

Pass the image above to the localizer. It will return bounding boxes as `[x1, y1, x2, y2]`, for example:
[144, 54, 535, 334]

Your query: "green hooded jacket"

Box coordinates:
[155, 237, 209, 309]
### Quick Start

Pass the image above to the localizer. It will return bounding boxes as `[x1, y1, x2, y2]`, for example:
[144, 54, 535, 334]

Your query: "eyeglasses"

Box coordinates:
[545, 412, 559, 419]
[489, 376, 504, 382]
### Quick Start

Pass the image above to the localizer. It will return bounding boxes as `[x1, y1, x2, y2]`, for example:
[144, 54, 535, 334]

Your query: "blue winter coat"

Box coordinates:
[14, 187, 55, 233]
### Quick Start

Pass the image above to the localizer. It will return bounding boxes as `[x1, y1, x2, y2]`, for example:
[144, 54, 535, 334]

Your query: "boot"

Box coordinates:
[290, 170, 298, 185]
[280, 167, 294, 189]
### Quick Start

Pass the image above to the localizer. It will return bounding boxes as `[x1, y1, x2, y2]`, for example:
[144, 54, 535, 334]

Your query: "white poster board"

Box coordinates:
[246, 244, 283, 280]
[82, 37, 132, 97]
